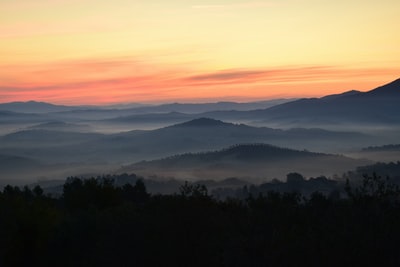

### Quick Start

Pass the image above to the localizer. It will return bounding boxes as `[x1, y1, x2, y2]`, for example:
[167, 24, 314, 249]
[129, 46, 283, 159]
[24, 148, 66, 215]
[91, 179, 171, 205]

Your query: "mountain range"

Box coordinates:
[1, 79, 399, 130]
[120, 143, 370, 182]
[197, 78, 400, 127]
[0, 117, 378, 184]
[0, 99, 295, 114]
[0, 78, 399, 185]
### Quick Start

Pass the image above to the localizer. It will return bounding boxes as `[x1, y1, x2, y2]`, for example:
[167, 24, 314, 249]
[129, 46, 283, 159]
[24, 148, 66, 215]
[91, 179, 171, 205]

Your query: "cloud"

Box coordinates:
[1, 57, 398, 104]
[185, 66, 336, 84]
[187, 70, 270, 81]
[0, 57, 186, 104]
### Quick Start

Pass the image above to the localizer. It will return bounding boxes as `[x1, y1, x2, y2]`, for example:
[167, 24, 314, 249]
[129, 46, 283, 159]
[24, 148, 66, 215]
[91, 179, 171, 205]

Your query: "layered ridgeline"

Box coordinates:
[84, 78, 400, 130]
[0, 99, 296, 132]
[261, 78, 400, 125]
[0, 79, 399, 184]
[119, 143, 370, 182]
[0, 99, 294, 114]
[0, 117, 379, 183]
[1, 79, 399, 129]
[0, 118, 372, 162]
[201, 78, 400, 127]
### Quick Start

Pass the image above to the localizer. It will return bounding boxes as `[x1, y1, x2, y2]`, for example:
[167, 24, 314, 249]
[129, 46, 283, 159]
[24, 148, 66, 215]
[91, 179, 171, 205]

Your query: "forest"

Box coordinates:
[1, 173, 400, 266]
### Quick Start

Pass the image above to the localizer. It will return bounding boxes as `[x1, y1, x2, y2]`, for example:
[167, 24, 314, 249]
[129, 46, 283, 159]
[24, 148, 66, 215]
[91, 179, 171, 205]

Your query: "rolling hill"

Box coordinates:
[95, 118, 374, 160]
[26, 121, 92, 132]
[120, 143, 370, 182]
[0, 118, 377, 181]
[0, 118, 375, 163]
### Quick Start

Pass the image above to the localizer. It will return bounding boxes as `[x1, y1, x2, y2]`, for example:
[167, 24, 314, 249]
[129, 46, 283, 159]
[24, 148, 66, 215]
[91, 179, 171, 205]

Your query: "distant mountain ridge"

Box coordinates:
[2, 79, 399, 127]
[362, 144, 400, 152]
[0, 99, 296, 114]
[363, 78, 400, 97]
[114, 99, 296, 114]
[0, 117, 374, 181]
[320, 90, 361, 100]
[0, 101, 88, 113]
[170, 118, 229, 127]
[201, 78, 400, 126]
[121, 143, 370, 182]
[152, 143, 324, 162]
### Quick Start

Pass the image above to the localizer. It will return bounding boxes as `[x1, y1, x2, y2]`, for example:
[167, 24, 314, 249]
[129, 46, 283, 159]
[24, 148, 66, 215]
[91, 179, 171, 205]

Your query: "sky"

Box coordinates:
[0, 0, 399, 105]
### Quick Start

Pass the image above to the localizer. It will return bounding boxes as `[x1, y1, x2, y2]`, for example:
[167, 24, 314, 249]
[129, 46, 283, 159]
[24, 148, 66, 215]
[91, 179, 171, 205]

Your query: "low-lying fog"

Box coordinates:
[1, 117, 398, 187]
[1, 88, 400, 188]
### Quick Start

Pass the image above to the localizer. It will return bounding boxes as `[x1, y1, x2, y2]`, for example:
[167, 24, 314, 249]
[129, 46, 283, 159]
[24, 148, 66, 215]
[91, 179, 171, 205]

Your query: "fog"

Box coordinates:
[1, 93, 399, 188]
[0, 115, 397, 186]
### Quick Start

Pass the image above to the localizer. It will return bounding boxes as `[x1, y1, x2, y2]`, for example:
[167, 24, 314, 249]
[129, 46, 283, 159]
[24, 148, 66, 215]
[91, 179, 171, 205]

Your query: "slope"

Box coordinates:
[120, 144, 370, 182]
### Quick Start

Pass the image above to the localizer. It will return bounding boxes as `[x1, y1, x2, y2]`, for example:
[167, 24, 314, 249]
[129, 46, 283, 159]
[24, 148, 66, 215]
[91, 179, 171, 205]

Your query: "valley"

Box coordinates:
[0, 79, 399, 191]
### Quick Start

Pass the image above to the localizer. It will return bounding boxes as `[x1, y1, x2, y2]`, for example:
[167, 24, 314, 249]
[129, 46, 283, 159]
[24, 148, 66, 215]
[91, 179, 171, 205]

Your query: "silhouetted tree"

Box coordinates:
[1, 173, 400, 266]
[179, 181, 208, 198]
[33, 185, 43, 197]
[345, 172, 400, 203]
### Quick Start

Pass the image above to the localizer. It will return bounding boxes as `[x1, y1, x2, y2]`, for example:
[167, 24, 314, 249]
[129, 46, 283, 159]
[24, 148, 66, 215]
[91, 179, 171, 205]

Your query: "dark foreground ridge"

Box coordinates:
[171, 117, 230, 127]
[1, 174, 400, 267]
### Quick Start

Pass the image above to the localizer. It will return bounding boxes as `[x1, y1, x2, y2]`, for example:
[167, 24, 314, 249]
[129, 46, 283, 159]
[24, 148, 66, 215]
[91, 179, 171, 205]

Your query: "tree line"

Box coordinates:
[0, 174, 400, 266]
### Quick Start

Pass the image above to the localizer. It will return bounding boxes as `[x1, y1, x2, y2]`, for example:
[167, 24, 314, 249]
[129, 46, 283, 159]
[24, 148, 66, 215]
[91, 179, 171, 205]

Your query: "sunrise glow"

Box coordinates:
[1, 0, 399, 104]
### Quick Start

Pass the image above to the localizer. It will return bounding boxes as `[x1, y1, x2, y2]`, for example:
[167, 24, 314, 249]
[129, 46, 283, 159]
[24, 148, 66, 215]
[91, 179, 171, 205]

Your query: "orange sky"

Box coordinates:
[1, 0, 399, 104]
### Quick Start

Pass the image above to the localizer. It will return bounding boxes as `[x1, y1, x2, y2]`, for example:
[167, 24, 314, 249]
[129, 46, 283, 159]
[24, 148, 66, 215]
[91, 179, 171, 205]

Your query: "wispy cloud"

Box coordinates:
[187, 70, 269, 81]
[185, 66, 400, 85]
[185, 66, 336, 84]
[0, 57, 398, 104]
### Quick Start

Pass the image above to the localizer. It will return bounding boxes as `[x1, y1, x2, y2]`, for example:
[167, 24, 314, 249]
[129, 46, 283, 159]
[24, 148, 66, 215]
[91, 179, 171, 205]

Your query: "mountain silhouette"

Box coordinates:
[26, 121, 92, 132]
[320, 90, 361, 100]
[239, 78, 400, 125]
[170, 118, 230, 127]
[121, 143, 370, 182]
[363, 78, 400, 97]
[178, 143, 323, 161]
[0, 101, 83, 113]
[0, 99, 294, 116]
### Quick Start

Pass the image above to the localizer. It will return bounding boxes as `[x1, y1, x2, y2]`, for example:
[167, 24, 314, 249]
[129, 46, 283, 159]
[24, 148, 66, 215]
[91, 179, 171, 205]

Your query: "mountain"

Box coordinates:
[1, 115, 390, 183]
[97, 118, 372, 160]
[362, 144, 400, 152]
[0, 154, 45, 185]
[120, 144, 370, 182]
[143, 143, 325, 162]
[78, 100, 297, 127]
[363, 78, 400, 97]
[112, 99, 296, 114]
[27, 121, 92, 132]
[0, 118, 374, 180]
[0, 98, 294, 118]
[172, 117, 229, 127]
[0, 110, 47, 123]
[0, 154, 42, 171]
[1, 129, 103, 143]
[320, 90, 361, 100]
[200, 78, 400, 127]
[264, 78, 400, 124]
[0, 101, 88, 113]
[2, 79, 398, 127]
[0, 130, 105, 165]
[105, 112, 192, 124]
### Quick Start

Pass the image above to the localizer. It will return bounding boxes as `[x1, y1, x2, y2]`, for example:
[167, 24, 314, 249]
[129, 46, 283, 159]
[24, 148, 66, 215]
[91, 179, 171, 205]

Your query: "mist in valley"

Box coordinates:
[1, 80, 400, 192]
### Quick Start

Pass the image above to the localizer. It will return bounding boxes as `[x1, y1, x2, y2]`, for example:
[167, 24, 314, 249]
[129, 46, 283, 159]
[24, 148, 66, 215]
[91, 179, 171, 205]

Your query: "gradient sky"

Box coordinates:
[1, 0, 399, 104]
